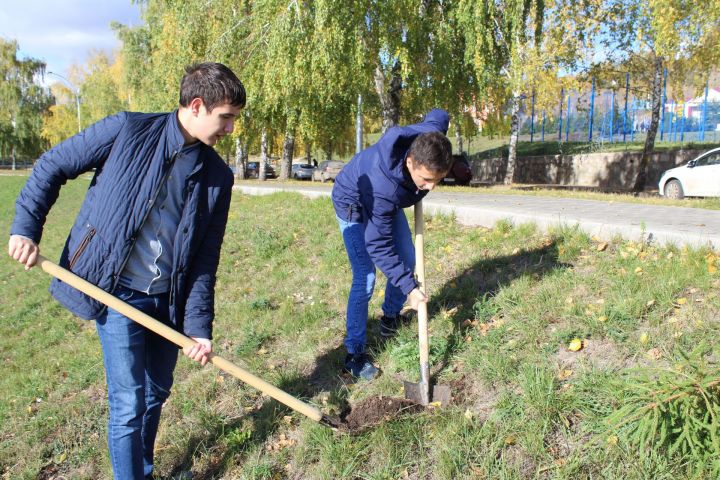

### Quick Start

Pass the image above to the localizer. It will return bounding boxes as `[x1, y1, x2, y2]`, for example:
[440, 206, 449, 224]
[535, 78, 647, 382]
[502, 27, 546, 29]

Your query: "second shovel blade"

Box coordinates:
[404, 381, 451, 406]
[404, 380, 429, 405]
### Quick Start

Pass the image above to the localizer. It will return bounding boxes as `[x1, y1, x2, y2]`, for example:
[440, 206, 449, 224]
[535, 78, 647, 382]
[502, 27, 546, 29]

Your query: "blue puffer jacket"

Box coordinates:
[11, 111, 233, 340]
[331, 109, 449, 295]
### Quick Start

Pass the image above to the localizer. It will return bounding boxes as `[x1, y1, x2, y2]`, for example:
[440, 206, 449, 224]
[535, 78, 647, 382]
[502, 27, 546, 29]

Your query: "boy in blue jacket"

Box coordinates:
[8, 62, 245, 479]
[331, 109, 453, 380]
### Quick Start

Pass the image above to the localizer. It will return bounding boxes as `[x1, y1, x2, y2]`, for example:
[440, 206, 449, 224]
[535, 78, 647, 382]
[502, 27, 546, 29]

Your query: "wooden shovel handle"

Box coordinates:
[35, 255, 324, 423]
[414, 202, 431, 405]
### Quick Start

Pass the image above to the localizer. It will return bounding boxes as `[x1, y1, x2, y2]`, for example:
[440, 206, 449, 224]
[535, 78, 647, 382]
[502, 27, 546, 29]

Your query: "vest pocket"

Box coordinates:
[69, 226, 96, 269]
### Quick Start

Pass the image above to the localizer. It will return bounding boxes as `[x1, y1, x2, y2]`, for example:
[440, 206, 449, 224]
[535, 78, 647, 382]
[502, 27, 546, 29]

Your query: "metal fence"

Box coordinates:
[517, 74, 720, 145]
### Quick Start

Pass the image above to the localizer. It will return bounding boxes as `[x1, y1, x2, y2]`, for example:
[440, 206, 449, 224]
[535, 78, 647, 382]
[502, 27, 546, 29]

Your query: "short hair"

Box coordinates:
[408, 132, 453, 173]
[179, 62, 246, 112]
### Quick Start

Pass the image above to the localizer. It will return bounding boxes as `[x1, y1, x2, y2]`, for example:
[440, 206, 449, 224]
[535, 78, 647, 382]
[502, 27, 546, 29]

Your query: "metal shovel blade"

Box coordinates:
[404, 381, 452, 406]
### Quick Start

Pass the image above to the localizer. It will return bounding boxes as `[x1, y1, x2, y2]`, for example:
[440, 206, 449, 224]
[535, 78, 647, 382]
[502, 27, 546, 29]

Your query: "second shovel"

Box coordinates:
[404, 200, 451, 406]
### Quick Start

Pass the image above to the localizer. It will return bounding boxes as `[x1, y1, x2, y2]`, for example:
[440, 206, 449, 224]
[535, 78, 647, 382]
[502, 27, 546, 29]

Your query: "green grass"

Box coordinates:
[465, 139, 720, 160]
[1, 176, 719, 478]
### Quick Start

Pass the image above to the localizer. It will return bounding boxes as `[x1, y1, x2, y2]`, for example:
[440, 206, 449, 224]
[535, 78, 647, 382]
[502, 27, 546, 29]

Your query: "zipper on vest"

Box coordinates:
[111, 153, 178, 292]
[69, 227, 96, 269]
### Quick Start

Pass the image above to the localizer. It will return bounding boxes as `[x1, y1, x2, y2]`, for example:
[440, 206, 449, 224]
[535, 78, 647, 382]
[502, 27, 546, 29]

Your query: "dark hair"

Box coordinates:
[408, 131, 453, 173]
[179, 62, 246, 111]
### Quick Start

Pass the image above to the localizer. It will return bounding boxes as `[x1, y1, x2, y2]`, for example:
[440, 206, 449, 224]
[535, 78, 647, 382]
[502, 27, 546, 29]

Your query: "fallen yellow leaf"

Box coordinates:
[676, 297, 687, 305]
[597, 242, 608, 252]
[568, 338, 583, 352]
[558, 369, 573, 380]
[607, 435, 618, 446]
[709, 264, 717, 274]
[639, 332, 649, 345]
[597, 315, 608, 322]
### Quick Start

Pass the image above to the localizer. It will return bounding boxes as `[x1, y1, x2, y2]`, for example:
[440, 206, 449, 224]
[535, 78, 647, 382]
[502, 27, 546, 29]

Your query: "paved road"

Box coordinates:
[233, 182, 720, 248]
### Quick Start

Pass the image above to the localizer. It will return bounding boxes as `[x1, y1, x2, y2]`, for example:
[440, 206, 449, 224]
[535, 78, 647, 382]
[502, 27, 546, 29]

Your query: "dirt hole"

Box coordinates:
[335, 395, 424, 433]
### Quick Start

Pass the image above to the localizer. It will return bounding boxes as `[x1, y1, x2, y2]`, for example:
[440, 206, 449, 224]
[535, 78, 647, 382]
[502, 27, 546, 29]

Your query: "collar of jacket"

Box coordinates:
[165, 109, 190, 160]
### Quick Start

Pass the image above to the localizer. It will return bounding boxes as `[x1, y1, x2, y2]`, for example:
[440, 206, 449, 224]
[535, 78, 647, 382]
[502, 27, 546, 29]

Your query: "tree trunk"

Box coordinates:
[374, 60, 401, 133]
[234, 137, 245, 180]
[259, 128, 268, 182]
[356, 94, 364, 154]
[455, 124, 463, 155]
[633, 55, 664, 192]
[324, 142, 333, 161]
[504, 93, 521, 185]
[280, 128, 294, 180]
[242, 140, 249, 165]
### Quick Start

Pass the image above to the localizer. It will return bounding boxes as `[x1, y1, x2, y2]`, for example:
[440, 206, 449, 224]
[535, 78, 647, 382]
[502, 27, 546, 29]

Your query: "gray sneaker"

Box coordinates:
[343, 353, 379, 380]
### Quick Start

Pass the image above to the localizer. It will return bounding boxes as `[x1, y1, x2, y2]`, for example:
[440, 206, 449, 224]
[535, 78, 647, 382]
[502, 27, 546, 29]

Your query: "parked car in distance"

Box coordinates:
[658, 147, 720, 199]
[245, 161, 277, 179]
[441, 153, 473, 186]
[291, 163, 316, 180]
[312, 160, 344, 182]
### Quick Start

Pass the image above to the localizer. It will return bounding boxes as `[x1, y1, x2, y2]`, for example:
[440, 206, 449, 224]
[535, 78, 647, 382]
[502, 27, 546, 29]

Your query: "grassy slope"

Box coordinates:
[1, 176, 719, 479]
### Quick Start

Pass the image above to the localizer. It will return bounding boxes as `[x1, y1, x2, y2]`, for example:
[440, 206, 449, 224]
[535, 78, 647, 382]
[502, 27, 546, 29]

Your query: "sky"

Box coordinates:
[0, 0, 143, 82]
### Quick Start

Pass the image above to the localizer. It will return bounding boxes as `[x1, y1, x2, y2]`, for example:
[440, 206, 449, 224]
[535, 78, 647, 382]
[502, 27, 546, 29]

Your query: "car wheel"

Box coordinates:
[664, 179, 684, 200]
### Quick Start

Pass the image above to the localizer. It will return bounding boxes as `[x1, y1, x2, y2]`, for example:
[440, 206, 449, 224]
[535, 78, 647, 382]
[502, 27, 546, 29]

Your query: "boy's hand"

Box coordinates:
[8, 235, 40, 270]
[408, 288, 428, 310]
[183, 338, 212, 366]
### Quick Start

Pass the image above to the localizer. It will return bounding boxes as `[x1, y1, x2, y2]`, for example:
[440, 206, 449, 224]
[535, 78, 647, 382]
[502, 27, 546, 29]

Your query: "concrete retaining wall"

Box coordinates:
[470, 149, 705, 190]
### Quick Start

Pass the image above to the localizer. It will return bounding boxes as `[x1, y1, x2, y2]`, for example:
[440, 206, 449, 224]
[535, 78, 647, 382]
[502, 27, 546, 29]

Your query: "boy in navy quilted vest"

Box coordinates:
[9, 62, 245, 479]
[331, 110, 453, 380]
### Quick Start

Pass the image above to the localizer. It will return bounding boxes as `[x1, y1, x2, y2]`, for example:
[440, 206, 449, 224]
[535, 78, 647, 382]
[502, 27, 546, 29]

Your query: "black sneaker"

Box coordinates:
[343, 352, 379, 380]
[380, 314, 406, 339]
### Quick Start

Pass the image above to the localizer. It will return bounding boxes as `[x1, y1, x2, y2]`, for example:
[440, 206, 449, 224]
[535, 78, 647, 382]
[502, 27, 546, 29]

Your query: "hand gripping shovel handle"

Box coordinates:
[35, 255, 327, 425]
[414, 202, 431, 405]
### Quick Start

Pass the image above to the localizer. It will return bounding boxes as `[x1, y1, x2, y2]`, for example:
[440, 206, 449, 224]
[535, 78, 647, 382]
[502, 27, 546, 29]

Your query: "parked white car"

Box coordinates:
[658, 147, 720, 199]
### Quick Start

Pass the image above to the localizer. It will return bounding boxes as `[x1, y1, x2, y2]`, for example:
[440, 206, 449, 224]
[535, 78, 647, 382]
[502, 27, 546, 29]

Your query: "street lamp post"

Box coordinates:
[47, 71, 81, 133]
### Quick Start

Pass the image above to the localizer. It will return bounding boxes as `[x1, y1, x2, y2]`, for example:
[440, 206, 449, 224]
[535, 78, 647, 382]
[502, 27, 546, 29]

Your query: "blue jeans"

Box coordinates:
[337, 212, 415, 354]
[95, 286, 178, 480]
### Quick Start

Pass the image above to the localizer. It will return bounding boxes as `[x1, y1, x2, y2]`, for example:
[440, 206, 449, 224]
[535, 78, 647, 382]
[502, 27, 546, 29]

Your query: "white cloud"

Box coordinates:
[0, 1, 142, 76]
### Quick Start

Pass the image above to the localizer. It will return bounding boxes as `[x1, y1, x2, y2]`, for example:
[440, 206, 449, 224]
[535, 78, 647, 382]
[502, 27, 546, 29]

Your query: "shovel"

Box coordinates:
[403, 201, 451, 406]
[34, 255, 338, 428]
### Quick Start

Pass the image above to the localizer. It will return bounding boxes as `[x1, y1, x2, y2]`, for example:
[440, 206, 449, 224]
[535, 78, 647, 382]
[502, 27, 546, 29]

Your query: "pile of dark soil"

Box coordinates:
[340, 395, 423, 433]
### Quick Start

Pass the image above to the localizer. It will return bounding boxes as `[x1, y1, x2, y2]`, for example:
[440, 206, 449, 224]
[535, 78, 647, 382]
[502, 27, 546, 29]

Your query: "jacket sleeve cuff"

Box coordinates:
[398, 276, 418, 296]
[183, 325, 212, 340]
